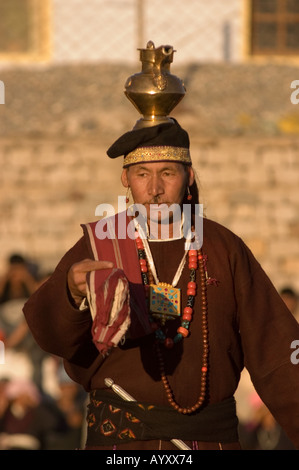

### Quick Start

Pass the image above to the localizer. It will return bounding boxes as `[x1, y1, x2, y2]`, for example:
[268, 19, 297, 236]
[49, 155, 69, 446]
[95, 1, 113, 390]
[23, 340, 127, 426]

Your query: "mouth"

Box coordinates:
[144, 201, 169, 207]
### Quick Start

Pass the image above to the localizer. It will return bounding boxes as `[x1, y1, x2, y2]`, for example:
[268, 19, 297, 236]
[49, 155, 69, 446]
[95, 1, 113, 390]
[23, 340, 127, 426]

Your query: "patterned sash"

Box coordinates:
[85, 390, 239, 445]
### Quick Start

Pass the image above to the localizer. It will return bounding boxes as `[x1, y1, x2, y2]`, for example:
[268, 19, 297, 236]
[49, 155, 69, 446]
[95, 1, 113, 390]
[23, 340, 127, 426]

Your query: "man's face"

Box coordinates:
[121, 161, 194, 226]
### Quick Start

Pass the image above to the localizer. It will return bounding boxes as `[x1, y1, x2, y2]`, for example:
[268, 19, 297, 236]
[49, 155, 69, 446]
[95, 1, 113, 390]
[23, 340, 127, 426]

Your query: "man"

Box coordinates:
[23, 119, 299, 450]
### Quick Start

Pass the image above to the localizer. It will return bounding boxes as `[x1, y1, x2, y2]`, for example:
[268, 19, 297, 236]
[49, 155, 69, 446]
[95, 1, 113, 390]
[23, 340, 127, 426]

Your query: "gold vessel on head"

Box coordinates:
[124, 40, 186, 129]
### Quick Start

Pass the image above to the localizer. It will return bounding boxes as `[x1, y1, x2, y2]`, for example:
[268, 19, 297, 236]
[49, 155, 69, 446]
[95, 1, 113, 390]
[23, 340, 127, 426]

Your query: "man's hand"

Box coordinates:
[67, 258, 113, 307]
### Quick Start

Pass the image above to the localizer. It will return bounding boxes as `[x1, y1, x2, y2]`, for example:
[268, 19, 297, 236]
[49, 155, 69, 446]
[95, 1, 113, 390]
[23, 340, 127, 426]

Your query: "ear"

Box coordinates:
[121, 168, 129, 188]
[188, 167, 195, 186]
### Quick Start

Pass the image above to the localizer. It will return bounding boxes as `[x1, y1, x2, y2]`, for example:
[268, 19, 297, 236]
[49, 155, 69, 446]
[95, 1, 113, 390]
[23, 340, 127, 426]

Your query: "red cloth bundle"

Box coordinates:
[86, 268, 131, 355]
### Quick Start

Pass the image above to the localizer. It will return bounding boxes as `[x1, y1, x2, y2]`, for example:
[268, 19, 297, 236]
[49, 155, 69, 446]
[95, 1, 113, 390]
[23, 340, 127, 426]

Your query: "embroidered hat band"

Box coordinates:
[123, 145, 191, 167]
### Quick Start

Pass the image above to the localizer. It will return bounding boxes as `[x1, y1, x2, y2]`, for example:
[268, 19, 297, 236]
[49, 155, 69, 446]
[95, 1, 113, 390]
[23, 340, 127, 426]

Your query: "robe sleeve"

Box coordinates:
[23, 237, 100, 368]
[233, 236, 299, 448]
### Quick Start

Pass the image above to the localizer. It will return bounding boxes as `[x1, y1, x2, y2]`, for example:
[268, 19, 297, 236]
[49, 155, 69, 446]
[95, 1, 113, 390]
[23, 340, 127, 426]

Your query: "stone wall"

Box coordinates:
[191, 136, 299, 291]
[1, 63, 299, 292]
[0, 134, 124, 273]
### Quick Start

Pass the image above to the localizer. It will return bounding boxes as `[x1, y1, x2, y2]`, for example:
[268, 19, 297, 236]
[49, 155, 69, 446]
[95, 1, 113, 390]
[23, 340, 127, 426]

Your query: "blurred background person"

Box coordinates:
[0, 253, 37, 305]
[0, 378, 67, 450]
[280, 287, 298, 322]
[45, 363, 87, 450]
[238, 392, 296, 450]
[0, 254, 51, 392]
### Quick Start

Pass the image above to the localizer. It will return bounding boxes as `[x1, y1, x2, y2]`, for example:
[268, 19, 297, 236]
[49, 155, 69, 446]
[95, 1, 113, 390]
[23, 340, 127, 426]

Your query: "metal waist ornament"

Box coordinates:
[124, 40, 186, 129]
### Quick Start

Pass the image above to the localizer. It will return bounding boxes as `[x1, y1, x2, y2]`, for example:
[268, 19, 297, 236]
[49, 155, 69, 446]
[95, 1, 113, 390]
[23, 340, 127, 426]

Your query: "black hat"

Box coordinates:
[107, 118, 191, 167]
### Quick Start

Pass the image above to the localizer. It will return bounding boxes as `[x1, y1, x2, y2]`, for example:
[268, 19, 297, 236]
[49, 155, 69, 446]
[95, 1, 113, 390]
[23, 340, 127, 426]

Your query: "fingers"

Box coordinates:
[71, 259, 114, 274]
[67, 259, 114, 306]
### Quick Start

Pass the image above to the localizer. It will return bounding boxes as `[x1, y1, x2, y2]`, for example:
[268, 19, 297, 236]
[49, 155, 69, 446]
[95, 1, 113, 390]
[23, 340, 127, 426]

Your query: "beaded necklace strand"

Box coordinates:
[135, 230, 209, 415]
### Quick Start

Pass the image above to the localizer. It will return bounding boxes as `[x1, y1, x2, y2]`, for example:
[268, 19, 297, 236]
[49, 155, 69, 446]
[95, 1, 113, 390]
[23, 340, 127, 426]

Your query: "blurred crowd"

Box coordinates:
[0, 253, 87, 450]
[0, 252, 298, 450]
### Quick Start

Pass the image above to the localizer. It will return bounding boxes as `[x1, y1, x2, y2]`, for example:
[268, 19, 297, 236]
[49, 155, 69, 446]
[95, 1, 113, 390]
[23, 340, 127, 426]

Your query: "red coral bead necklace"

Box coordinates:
[135, 229, 209, 414]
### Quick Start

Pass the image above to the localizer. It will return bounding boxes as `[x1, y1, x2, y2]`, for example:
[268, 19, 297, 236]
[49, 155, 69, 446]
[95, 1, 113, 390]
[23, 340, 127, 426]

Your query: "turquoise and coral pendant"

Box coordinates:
[149, 282, 181, 325]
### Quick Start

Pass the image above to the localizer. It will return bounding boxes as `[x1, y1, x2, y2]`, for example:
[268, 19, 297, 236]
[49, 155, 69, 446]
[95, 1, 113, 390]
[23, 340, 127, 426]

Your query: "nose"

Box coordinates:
[148, 175, 164, 199]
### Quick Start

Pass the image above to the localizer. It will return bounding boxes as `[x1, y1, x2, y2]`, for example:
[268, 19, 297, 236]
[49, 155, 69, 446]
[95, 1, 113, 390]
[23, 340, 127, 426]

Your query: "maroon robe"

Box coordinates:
[23, 216, 299, 450]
